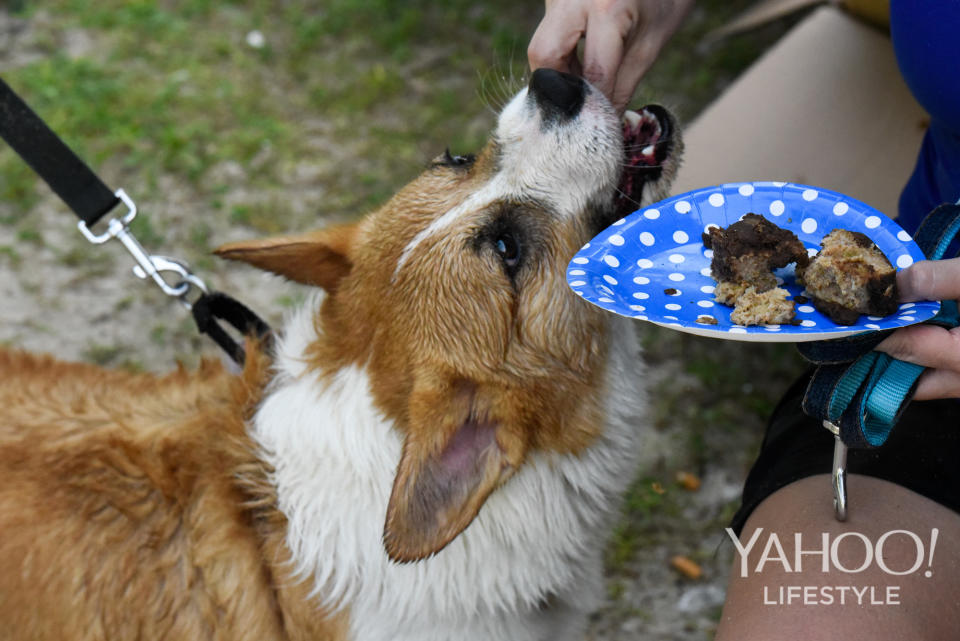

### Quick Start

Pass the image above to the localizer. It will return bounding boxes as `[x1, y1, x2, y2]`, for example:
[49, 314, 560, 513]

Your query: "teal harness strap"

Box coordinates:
[803, 204, 960, 449]
[800, 203, 960, 520]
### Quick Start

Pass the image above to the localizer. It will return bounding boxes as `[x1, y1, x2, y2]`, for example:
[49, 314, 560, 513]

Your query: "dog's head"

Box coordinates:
[217, 69, 681, 563]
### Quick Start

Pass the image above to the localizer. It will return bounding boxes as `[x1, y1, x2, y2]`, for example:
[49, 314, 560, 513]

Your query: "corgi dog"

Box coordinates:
[0, 69, 681, 640]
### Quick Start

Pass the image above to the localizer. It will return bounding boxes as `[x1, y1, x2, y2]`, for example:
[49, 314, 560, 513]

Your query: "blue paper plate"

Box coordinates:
[568, 182, 940, 342]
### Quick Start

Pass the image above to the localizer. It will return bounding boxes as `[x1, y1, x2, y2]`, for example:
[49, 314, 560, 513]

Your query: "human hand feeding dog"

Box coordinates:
[0, 70, 681, 640]
[528, 0, 694, 113]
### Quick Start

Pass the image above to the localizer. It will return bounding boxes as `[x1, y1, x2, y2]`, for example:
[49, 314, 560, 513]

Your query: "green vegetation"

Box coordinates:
[1, 0, 539, 229]
[80, 341, 126, 365]
[2, 0, 799, 237]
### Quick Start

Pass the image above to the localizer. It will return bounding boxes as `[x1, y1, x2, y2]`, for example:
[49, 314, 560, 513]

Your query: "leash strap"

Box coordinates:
[799, 203, 960, 519]
[0, 78, 118, 226]
[0, 76, 271, 365]
[191, 293, 273, 365]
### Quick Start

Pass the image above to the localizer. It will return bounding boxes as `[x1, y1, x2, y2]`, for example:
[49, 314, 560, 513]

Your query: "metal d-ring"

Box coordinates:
[823, 420, 848, 521]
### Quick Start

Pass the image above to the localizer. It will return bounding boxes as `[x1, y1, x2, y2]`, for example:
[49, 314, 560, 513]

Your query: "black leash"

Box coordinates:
[0, 76, 272, 365]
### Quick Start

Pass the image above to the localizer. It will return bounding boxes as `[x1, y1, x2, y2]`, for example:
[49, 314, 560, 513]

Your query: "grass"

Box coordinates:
[2, 0, 800, 232]
[607, 475, 673, 569]
[80, 342, 127, 366]
[0, 245, 21, 266]
[2, 0, 539, 229]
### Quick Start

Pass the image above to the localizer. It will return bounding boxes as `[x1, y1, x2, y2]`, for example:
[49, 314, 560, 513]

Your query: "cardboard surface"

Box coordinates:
[707, 0, 889, 41]
[706, 0, 828, 42]
[674, 5, 926, 218]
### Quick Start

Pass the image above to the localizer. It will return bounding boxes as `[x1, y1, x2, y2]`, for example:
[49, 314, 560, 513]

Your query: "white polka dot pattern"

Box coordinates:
[567, 181, 938, 342]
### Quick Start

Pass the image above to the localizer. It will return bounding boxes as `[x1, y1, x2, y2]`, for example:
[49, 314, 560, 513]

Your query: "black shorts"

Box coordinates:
[730, 371, 960, 535]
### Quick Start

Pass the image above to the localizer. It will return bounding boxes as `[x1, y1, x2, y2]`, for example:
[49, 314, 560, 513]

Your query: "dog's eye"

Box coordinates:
[473, 211, 526, 280]
[435, 148, 475, 168]
[494, 233, 520, 272]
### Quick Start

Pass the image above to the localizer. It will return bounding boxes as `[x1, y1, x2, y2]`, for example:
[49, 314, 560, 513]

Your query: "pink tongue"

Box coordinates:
[615, 110, 661, 217]
[623, 111, 660, 165]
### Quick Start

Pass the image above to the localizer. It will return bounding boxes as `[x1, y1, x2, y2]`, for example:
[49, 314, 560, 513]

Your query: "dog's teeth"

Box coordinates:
[641, 145, 655, 156]
[623, 110, 641, 128]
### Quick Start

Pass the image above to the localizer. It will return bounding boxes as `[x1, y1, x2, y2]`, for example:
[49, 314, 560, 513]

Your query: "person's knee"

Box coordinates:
[716, 475, 960, 641]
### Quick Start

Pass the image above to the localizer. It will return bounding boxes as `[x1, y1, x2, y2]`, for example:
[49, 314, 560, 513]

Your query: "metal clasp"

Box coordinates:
[77, 188, 208, 309]
[823, 420, 848, 521]
[131, 255, 208, 309]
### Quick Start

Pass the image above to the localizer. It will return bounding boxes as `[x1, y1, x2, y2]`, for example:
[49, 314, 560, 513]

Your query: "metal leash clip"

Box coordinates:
[77, 188, 208, 309]
[822, 420, 848, 521]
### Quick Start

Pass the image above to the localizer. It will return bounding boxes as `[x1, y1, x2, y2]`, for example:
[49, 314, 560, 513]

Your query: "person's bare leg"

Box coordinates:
[716, 474, 960, 641]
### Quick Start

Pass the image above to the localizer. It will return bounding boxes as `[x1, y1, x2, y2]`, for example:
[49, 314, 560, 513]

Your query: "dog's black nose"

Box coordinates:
[529, 68, 585, 122]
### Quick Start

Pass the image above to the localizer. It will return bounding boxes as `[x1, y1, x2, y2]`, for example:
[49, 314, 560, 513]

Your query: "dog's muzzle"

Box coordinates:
[529, 68, 586, 123]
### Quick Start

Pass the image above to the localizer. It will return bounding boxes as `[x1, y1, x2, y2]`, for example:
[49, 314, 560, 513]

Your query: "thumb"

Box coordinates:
[895, 258, 960, 303]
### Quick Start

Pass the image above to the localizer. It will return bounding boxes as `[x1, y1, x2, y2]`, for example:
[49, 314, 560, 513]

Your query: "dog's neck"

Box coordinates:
[251, 294, 647, 640]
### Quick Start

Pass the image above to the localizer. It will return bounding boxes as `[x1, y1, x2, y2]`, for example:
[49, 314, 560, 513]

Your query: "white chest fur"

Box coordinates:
[252, 300, 648, 640]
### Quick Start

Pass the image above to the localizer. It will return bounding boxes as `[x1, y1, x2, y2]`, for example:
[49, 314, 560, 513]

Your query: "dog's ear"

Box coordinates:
[214, 223, 358, 292]
[383, 419, 514, 563]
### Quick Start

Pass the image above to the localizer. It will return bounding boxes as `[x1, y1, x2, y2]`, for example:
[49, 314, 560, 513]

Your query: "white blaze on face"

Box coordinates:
[394, 83, 623, 278]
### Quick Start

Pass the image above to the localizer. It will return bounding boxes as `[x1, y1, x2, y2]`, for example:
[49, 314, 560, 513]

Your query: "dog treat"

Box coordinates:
[797, 229, 898, 325]
[729, 286, 796, 326]
[704, 213, 808, 326]
[712, 281, 748, 306]
[703, 213, 809, 286]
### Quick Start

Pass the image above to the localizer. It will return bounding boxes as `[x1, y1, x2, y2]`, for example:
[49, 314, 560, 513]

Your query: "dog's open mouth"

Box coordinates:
[615, 105, 673, 218]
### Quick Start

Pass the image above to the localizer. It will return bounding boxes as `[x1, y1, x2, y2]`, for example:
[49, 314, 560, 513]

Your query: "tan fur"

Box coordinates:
[0, 345, 347, 640]
[217, 142, 615, 561]
[215, 224, 359, 294]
